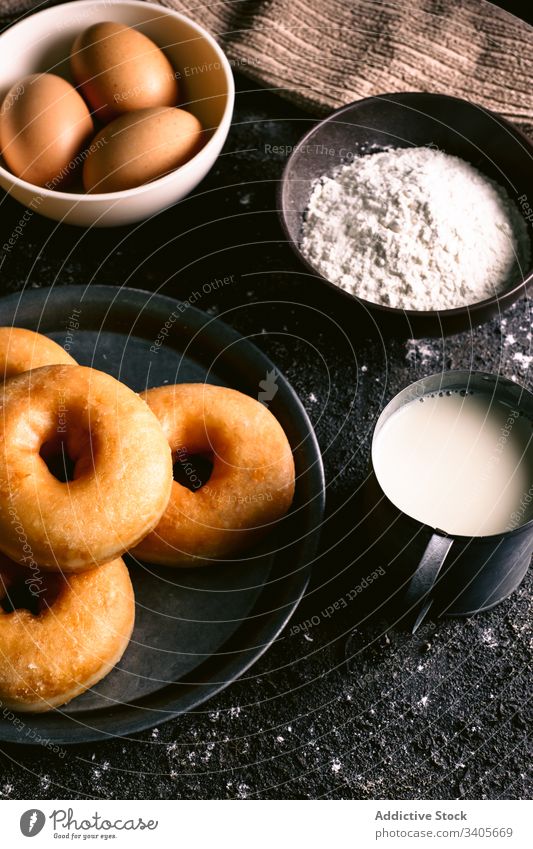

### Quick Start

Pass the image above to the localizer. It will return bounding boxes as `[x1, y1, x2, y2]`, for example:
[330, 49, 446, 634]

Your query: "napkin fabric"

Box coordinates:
[162, 0, 533, 134]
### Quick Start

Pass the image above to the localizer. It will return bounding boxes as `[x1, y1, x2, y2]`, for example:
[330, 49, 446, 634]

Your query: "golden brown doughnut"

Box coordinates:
[132, 383, 295, 566]
[0, 364, 173, 571]
[0, 554, 134, 712]
[0, 326, 76, 380]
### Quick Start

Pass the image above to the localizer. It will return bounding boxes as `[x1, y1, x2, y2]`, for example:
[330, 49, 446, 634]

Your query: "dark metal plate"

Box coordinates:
[0, 286, 325, 744]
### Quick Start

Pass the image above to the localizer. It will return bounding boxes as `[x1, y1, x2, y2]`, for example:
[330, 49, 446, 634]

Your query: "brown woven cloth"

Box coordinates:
[161, 0, 533, 130]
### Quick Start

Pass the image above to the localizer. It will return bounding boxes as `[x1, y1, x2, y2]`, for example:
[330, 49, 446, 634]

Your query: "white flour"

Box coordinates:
[300, 147, 530, 310]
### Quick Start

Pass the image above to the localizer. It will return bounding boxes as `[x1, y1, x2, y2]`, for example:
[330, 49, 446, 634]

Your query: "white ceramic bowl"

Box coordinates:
[0, 0, 234, 227]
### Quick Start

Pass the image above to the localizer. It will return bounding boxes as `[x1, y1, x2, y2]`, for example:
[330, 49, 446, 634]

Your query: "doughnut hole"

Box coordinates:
[168, 419, 230, 494]
[38, 407, 97, 484]
[40, 438, 76, 482]
[0, 575, 40, 614]
[0, 561, 63, 615]
[172, 451, 214, 491]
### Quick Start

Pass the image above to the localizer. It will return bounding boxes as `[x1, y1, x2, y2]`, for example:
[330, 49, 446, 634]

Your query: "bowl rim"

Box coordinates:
[278, 91, 533, 320]
[0, 0, 235, 201]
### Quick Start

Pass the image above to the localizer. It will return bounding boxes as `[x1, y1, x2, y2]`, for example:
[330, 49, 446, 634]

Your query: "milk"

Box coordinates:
[373, 390, 533, 536]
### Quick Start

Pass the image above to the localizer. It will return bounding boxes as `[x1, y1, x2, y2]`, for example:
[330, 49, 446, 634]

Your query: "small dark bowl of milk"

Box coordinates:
[364, 370, 533, 631]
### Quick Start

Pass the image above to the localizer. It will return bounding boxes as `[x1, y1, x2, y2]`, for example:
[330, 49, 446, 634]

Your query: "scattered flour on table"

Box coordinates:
[513, 351, 533, 371]
[481, 628, 499, 648]
[405, 338, 438, 364]
[300, 147, 530, 310]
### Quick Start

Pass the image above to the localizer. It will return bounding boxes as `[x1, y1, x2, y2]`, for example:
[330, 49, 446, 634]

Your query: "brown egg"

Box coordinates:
[71, 21, 179, 123]
[83, 107, 204, 193]
[0, 74, 94, 188]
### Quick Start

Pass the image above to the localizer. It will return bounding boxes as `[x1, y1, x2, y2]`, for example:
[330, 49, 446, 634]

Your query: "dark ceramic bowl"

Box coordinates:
[279, 92, 533, 338]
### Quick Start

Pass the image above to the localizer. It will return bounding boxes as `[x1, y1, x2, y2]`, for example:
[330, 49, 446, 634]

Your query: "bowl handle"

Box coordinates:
[404, 532, 454, 633]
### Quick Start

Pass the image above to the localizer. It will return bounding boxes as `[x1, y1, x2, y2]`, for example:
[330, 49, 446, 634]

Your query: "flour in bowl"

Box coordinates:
[300, 147, 530, 311]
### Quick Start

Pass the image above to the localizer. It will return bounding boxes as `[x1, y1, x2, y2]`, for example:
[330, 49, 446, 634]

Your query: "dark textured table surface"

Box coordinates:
[0, 7, 532, 799]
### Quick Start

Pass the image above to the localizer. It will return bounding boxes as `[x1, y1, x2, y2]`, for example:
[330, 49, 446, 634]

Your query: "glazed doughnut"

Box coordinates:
[0, 554, 134, 712]
[0, 326, 76, 380]
[132, 383, 295, 566]
[0, 364, 172, 571]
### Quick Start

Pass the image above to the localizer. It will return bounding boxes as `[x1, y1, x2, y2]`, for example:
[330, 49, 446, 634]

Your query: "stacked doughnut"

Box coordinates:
[0, 328, 295, 712]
